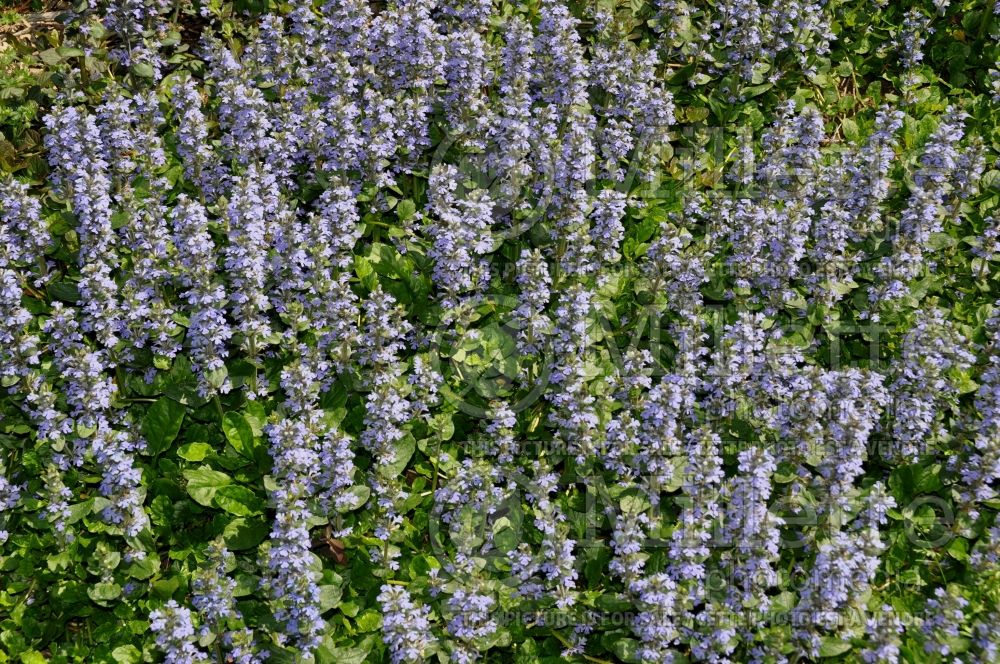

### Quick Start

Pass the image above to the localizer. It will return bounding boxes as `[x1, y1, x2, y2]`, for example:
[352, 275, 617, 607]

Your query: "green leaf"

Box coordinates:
[743, 82, 773, 98]
[111, 645, 141, 664]
[429, 413, 454, 441]
[47, 551, 72, 572]
[611, 638, 641, 663]
[182, 466, 232, 507]
[396, 199, 417, 221]
[339, 600, 361, 617]
[19, 651, 48, 664]
[233, 573, 257, 597]
[152, 576, 180, 599]
[177, 442, 214, 462]
[337, 485, 370, 512]
[368, 242, 413, 279]
[64, 499, 93, 525]
[125, 554, 160, 580]
[46, 281, 80, 304]
[889, 463, 942, 501]
[494, 526, 518, 552]
[319, 585, 342, 611]
[354, 255, 378, 292]
[947, 537, 969, 562]
[206, 365, 229, 390]
[149, 495, 173, 527]
[355, 609, 382, 632]
[222, 517, 269, 550]
[841, 117, 860, 143]
[819, 637, 852, 657]
[316, 638, 374, 664]
[87, 582, 122, 603]
[243, 401, 267, 436]
[142, 397, 186, 456]
[223, 412, 264, 463]
[212, 485, 265, 516]
[620, 494, 649, 516]
[266, 647, 302, 664]
[681, 106, 710, 123]
[381, 434, 415, 478]
[37, 49, 62, 66]
[131, 62, 155, 78]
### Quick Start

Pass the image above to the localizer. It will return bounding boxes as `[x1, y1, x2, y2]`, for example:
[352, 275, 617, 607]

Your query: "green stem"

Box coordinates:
[550, 631, 613, 664]
[247, 336, 259, 395]
[431, 436, 442, 493]
[978, 7, 994, 41]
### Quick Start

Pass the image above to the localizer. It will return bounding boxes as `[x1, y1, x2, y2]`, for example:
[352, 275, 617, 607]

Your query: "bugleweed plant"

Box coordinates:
[1, 0, 1000, 662]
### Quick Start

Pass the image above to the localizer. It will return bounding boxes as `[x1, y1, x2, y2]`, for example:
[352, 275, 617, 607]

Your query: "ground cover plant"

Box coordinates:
[1, 0, 1000, 662]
